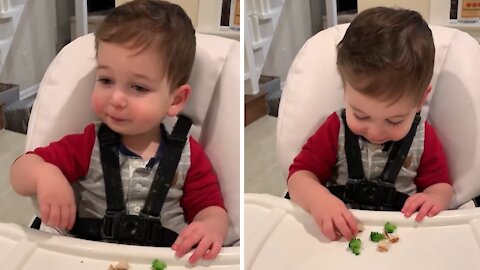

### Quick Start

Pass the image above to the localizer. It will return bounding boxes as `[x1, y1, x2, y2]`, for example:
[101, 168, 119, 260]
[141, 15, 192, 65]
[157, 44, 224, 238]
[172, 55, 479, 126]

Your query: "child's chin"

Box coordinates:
[366, 138, 388, 145]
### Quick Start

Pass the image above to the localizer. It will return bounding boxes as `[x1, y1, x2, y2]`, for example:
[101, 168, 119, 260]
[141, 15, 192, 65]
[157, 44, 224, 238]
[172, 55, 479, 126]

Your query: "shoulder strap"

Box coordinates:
[141, 115, 193, 218]
[98, 124, 125, 213]
[341, 109, 365, 180]
[380, 113, 421, 184]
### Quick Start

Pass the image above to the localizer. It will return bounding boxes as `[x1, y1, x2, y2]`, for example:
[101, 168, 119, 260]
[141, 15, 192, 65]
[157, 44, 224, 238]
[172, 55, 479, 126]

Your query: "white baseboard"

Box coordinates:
[19, 84, 39, 100]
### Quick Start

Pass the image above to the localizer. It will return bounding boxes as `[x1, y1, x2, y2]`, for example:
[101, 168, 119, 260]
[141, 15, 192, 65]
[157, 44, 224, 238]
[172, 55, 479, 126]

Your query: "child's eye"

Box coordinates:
[132, 84, 150, 93]
[354, 113, 369, 120]
[97, 77, 113, 85]
[386, 119, 402, 126]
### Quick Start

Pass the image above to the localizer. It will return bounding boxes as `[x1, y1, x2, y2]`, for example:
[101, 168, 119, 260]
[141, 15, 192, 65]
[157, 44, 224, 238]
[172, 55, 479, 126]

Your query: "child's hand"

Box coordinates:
[171, 220, 224, 265]
[401, 192, 445, 222]
[36, 169, 76, 230]
[310, 194, 358, 241]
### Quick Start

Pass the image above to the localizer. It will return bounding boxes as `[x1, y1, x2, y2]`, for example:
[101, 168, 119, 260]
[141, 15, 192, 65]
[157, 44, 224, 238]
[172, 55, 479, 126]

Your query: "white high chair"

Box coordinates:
[242, 24, 480, 270]
[277, 24, 480, 209]
[24, 32, 240, 248]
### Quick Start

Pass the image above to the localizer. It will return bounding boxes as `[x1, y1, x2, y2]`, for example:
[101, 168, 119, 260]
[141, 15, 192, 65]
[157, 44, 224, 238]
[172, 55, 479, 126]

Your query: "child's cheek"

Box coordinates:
[91, 93, 104, 116]
[346, 117, 365, 136]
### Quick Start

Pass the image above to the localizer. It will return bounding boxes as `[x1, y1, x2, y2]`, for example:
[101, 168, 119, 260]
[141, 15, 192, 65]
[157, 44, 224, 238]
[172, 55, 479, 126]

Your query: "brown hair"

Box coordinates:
[95, 0, 196, 90]
[337, 7, 435, 103]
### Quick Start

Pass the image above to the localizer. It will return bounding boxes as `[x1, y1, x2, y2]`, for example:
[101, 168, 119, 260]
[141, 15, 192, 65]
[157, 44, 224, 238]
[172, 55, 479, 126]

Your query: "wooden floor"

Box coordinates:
[244, 115, 286, 197]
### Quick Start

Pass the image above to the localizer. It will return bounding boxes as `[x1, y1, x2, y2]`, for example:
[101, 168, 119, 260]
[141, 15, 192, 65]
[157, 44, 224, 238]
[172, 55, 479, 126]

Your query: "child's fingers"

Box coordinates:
[68, 204, 76, 230]
[402, 195, 425, 217]
[332, 215, 353, 240]
[342, 211, 359, 236]
[188, 237, 212, 264]
[40, 203, 51, 224]
[415, 202, 433, 222]
[321, 218, 338, 241]
[58, 205, 70, 229]
[48, 204, 61, 227]
[427, 204, 441, 217]
[172, 226, 194, 252]
[174, 231, 202, 257]
[203, 241, 222, 260]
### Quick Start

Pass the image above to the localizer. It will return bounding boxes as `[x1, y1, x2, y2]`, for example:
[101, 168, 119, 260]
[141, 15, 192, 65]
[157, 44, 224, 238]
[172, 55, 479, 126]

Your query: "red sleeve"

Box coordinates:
[288, 112, 340, 185]
[28, 124, 96, 182]
[414, 121, 452, 191]
[181, 137, 225, 223]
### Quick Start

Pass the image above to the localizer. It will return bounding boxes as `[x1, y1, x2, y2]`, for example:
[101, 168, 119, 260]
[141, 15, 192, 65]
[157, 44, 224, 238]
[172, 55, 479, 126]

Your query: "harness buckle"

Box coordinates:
[100, 211, 163, 245]
[345, 179, 396, 209]
[100, 210, 123, 241]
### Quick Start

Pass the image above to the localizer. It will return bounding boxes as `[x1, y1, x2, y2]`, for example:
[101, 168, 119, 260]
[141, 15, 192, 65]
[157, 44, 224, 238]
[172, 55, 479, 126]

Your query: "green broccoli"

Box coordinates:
[369, 231, 385, 242]
[348, 238, 362, 255]
[151, 259, 167, 270]
[384, 222, 397, 233]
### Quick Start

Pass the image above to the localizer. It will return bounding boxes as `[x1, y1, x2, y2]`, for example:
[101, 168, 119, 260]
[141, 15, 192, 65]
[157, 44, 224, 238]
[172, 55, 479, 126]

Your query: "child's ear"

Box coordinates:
[416, 85, 432, 111]
[167, 84, 191, 117]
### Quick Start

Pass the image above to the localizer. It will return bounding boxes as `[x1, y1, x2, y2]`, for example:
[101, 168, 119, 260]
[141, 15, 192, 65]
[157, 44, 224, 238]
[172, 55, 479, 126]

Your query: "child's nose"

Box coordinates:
[110, 88, 127, 108]
[367, 125, 385, 140]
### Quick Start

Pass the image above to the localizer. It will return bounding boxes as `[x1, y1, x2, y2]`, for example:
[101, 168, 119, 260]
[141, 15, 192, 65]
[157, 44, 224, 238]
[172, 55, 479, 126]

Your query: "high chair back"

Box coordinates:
[277, 24, 480, 208]
[25, 33, 240, 244]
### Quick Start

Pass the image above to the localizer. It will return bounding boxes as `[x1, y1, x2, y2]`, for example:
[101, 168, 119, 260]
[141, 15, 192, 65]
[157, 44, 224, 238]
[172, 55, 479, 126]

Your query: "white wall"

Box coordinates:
[262, 0, 313, 85]
[0, 0, 59, 95]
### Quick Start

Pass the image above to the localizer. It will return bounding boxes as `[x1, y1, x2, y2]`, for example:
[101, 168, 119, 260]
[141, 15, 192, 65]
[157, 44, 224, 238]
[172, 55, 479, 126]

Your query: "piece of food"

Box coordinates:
[384, 222, 397, 233]
[357, 223, 365, 232]
[383, 230, 400, 243]
[377, 239, 390, 252]
[151, 259, 167, 270]
[108, 259, 129, 270]
[348, 238, 362, 255]
[388, 234, 399, 243]
[369, 231, 385, 242]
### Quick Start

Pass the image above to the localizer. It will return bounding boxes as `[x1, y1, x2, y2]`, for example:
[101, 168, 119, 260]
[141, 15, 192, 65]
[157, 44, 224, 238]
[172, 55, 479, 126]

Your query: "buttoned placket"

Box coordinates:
[127, 158, 149, 214]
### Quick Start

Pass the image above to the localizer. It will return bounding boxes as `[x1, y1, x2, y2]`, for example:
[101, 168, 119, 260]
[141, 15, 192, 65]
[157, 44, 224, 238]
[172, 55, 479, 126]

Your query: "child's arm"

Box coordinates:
[10, 154, 77, 230]
[288, 170, 358, 241]
[402, 122, 453, 222]
[401, 182, 452, 222]
[172, 206, 228, 264]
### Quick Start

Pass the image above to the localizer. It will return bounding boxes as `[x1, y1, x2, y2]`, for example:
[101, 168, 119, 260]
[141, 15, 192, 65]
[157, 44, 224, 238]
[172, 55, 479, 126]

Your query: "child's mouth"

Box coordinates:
[108, 115, 127, 122]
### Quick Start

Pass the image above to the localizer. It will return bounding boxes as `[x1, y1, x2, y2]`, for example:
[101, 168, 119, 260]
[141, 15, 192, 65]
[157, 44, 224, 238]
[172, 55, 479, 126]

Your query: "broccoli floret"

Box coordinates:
[151, 259, 167, 270]
[348, 238, 362, 255]
[369, 231, 385, 242]
[384, 222, 397, 233]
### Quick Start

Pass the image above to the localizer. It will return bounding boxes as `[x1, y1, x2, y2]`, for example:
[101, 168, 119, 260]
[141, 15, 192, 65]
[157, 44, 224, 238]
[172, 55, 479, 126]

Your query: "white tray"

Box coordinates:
[0, 223, 239, 269]
[245, 193, 480, 270]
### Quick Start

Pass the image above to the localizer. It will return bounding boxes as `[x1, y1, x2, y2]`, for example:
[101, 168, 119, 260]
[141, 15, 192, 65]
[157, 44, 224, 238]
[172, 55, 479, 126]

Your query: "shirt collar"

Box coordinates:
[117, 124, 168, 169]
[359, 136, 393, 152]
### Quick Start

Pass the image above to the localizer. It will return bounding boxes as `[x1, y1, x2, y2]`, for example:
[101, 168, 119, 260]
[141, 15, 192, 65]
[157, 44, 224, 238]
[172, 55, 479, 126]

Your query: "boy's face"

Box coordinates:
[343, 81, 426, 144]
[92, 42, 188, 138]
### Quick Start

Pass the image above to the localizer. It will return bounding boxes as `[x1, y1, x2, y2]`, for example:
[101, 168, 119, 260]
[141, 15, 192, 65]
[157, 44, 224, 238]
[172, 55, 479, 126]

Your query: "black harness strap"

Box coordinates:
[142, 115, 192, 217]
[98, 124, 125, 213]
[70, 116, 192, 246]
[380, 113, 421, 184]
[328, 109, 421, 211]
[343, 110, 366, 181]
